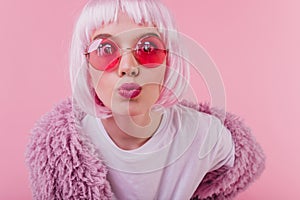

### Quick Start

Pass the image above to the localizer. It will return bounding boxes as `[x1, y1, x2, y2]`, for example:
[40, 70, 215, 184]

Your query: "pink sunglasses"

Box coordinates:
[84, 34, 168, 71]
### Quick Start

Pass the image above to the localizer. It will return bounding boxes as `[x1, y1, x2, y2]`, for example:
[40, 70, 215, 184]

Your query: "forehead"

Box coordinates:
[91, 12, 159, 41]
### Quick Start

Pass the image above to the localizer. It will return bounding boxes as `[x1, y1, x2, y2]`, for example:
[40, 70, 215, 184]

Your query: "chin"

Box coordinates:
[107, 93, 158, 115]
[114, 107, 148, 116]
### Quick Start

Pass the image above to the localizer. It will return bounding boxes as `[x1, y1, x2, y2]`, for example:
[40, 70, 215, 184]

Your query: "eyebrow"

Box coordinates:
[92, 33, 112, 41]
[92, 32, 161, 41]
[140, 32, 160, 38]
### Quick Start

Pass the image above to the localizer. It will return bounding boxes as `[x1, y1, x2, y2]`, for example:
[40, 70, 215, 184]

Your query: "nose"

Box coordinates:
[117, 50, 139, 77]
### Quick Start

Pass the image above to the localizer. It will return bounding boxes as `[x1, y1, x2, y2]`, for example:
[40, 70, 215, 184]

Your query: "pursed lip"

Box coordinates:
[118, 83, 142, 99]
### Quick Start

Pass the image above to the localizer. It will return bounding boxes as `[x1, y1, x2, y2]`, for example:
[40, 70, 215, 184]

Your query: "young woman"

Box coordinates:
[26, 0, 265, 199]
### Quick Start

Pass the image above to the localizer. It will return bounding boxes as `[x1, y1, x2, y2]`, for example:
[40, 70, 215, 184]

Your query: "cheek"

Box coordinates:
[88, 67, 117, 104]
[97, 73, 117, 101]
[140, 65, 166, 87]
[139, 65, 166, 103]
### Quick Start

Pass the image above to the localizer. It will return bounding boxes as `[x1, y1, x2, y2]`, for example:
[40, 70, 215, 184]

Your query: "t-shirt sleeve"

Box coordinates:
[198, 116, 235, 172]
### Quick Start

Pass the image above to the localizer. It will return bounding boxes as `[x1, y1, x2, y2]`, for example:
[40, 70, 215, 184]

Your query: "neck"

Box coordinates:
[101, 110, 163, 150]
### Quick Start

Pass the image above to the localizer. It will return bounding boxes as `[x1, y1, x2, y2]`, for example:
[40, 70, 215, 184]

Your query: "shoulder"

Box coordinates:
[25, 97, 113, 199]
[168, 103, 229, 155]
[169, 103, 225, 134]
[171, 103, 234, 166]
[169, 103, 210, 121]
[27, 97, 85, 149]
[25, 97, 87, 169]
[186, 101, 265, 199]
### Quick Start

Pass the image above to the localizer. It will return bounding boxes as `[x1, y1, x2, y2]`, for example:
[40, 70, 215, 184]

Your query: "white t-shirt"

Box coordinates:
[82, 104, 235, 200]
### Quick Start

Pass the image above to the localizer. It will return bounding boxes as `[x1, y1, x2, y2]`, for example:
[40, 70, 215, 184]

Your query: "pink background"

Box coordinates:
[1, 0, 299, 199]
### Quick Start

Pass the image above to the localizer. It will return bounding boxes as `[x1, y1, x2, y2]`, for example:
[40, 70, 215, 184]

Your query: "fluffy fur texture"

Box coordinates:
[26, 98, 265, 199]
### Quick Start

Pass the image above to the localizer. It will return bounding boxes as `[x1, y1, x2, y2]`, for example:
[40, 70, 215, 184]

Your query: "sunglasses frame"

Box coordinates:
[84, 34, 169, 71]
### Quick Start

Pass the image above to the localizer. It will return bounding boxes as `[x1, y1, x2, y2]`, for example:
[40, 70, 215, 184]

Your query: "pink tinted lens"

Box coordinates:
[134, 35, 167, 68]
[87, 38, 120, 71]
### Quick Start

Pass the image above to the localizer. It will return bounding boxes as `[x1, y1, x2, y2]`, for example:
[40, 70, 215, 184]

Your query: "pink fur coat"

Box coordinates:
[26, 98, 265, 199]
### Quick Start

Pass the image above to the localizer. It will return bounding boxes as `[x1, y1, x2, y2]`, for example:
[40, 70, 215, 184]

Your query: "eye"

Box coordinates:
[136, 35, 165, 54]
[134, 35, 167, 68]
[141, 41, 155, 53]
[97, 42, 116, 56]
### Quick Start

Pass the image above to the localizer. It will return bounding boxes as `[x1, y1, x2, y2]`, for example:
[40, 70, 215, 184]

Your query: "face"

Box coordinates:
[87, 13, 167, 116]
